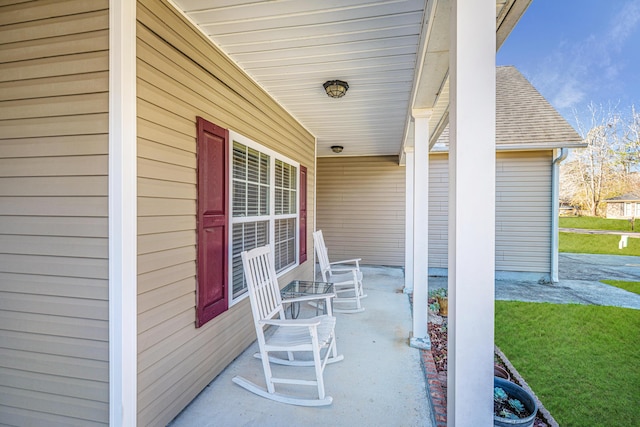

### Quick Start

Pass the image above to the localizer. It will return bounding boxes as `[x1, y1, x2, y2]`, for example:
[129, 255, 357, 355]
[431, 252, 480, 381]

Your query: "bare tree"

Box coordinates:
[561, 103, 639, 216]
[621, 105, 640, 176]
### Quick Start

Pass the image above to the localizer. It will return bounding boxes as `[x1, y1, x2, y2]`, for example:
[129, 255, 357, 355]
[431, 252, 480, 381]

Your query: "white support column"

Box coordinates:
[404, 146, 415, 293]
[410, 109, 431, 349]
[448, 1, 496, 426]
[109, 1, 137, 425]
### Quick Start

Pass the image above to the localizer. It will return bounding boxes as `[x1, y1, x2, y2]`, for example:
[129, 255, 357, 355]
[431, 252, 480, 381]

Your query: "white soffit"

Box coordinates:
[173, 0, 427, 158]
[173, 0, 531, 159]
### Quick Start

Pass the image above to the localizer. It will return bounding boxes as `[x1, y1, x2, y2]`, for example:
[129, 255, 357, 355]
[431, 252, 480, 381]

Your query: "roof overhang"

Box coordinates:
[171, 0, 532, 162]
[400, 0, 532, 164]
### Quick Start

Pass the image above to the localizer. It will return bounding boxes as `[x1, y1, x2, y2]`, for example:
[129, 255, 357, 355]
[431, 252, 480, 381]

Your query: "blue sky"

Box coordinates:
[497, 0, 640, 130]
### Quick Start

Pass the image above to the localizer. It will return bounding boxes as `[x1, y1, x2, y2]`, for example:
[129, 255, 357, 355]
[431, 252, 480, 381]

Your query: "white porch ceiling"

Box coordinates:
[172, 0, 530, 159]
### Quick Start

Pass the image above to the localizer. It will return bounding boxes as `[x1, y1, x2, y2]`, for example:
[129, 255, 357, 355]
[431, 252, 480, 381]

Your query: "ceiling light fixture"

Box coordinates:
[331, 145, 344, 153]
[323, 80, 349, 98]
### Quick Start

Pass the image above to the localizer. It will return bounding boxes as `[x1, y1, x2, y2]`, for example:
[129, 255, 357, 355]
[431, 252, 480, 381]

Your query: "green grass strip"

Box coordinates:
[559, 232, 640, 256]
[560, 216, 639, 231]
[601, 280, 640, 295]
[495, 301, 640, 427]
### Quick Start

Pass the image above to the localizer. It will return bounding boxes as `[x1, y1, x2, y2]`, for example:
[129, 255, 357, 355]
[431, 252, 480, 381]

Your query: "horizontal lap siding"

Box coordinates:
[317, 152, 551, 274]
[496, 151, 552, 272]
[136, 1, 315, 425]
[314, 154, 448, 269]
[428, 154, 449, 268]
[0, 1, 109, 426]
[317, 156, 405, 266]
[430, 151, 552, 273]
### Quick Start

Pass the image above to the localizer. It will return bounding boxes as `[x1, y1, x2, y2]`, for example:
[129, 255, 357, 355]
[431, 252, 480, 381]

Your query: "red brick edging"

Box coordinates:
[419, 346, 559, 427]
[420, 348, 447, 427]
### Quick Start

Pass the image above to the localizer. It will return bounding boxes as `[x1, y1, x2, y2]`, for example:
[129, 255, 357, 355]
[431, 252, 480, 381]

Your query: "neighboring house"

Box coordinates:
[0, 1, 538, 426]
[318, 66, 584, 281]
[605, 193, 640, 219]
[559, 202, 579, 216]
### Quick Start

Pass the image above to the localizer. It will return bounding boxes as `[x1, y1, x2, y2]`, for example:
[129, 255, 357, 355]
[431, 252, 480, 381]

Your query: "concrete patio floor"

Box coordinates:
[169, 266, 433, 427]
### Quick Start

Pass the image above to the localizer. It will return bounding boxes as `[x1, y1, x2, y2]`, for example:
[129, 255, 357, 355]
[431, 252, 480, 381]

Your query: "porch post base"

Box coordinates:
[409, 335, 431, 350]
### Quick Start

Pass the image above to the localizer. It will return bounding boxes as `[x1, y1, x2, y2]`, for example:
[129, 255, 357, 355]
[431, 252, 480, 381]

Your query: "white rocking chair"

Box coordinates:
[232, 245, 344, 406]
[313, 230, 366, 313]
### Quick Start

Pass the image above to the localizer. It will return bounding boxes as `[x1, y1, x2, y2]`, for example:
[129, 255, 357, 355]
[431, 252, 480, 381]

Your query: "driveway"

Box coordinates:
[559, 252, 640, 282]
[559, 227, 640, 238]
[494, 253, 640, 309]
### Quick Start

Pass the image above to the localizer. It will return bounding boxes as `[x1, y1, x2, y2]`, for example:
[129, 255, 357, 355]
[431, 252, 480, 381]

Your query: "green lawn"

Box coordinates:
[559, 232, 640, 256]
[495, 301, 640, 427]
[601, 280, 640, 295]
[560, 216, 639, 231]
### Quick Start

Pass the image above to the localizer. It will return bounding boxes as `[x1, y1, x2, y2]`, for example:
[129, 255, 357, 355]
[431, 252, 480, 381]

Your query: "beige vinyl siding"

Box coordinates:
[0, 1, 109, 426]
[317, 152, 552, 274]
[428, 151, 553, 273]
[317, 156, 405, 266]
[428, 153, 449, 269]
[136, 0, 315, 425]
[496, 151, 552, 272]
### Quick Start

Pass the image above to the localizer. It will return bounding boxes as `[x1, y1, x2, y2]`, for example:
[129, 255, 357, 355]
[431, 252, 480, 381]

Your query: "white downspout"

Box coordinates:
[551, 147, 568, 283]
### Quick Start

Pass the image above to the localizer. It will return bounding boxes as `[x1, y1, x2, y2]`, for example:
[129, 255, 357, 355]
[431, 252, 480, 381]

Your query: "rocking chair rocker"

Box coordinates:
[232, 245, 343, 406]
[313, 230, 367, 313]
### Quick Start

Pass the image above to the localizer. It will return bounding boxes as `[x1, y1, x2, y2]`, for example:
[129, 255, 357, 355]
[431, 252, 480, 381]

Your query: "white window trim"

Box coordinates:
[624, 202, 633, 217]
[228, 130, 300, 307]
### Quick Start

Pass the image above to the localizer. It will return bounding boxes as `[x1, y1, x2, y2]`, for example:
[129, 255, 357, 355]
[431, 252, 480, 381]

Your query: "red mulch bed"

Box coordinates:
[428, 321, 448, 374]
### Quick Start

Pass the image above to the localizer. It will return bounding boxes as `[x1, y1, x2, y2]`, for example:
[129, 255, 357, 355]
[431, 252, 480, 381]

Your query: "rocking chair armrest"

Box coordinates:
[281, 294, 335, 305]
[328, 269, 359, 282]
[330, 267, 358, 273]
[329, 258, 361, 266]
[259, 318, 321, 328]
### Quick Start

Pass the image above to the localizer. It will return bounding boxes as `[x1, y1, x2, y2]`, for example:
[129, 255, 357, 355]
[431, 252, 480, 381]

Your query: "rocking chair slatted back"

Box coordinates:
[313, 230, 333, 281]
[242, 245, 283, 322]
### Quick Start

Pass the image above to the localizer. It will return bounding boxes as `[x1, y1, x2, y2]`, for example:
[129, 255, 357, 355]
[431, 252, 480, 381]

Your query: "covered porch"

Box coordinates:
[0, 0, 542, 425]
[169, 266, 434, 426]
[124, 0, 531, 425]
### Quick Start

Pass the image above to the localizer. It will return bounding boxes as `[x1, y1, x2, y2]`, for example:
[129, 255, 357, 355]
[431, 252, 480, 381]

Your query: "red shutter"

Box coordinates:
[299, 165, 308, 263]
[196, 117, 229, 327]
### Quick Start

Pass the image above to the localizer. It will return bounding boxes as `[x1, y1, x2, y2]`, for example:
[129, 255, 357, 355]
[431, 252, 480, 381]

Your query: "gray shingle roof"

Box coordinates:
[496, 66, 583, 147]
[433, 66, 584, 151]
[605, 192, 640, 202]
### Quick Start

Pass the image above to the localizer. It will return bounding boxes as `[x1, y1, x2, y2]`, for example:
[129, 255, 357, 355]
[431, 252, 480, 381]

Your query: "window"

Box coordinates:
[196, 120, 308, 326]
[274, 159, 297, 271]
[229, 131, 299, 304]
[625, 202, 634, 217]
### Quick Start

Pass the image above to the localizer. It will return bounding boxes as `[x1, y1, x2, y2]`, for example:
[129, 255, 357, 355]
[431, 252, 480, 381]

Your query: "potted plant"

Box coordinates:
[429, 288, 448, 316]
[494, 364, 510, 381]
[494, 377, 538, 427]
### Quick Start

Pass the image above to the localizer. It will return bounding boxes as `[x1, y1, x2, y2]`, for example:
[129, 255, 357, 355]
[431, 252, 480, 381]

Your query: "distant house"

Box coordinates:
[559, 202, 579, 216]
[605, 193, 640, 219]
